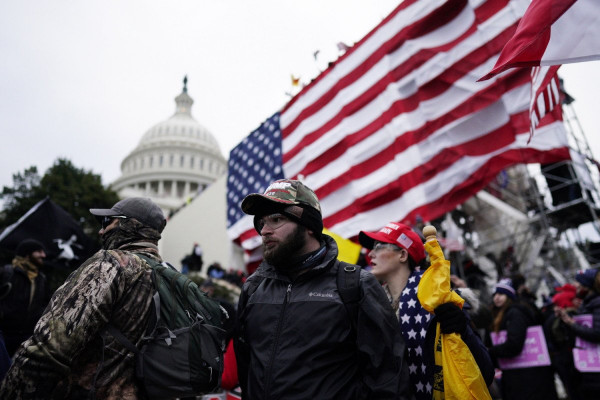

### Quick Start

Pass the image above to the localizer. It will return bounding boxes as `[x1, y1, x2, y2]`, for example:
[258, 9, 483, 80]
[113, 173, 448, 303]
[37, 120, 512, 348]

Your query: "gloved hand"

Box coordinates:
[434, 302, 467, 335]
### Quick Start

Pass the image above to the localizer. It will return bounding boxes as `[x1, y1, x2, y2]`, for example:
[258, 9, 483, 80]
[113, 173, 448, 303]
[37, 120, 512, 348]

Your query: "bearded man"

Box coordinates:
[0, 197, 166, 399]
[0, 239, 50, 357]
[234, 179, 412, 400]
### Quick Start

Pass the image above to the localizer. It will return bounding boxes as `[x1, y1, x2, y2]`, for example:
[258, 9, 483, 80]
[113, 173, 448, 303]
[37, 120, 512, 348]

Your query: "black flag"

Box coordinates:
[0, 197, 97, 269]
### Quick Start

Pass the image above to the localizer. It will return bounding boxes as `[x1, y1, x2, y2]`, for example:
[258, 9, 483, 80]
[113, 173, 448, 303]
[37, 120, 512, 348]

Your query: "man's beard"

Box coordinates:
[263, 225, 306, 267]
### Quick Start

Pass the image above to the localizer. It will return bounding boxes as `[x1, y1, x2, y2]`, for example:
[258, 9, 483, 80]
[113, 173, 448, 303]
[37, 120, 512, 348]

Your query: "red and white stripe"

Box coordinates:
[478, 0, 600, 140]
[236, 0, 570, 252]
[482, 0, 600, 79]
[529, 65, 561, 141]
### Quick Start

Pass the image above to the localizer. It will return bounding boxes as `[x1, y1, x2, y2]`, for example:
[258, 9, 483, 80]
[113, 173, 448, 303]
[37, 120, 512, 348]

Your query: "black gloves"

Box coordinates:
[434, 302, 467, 335]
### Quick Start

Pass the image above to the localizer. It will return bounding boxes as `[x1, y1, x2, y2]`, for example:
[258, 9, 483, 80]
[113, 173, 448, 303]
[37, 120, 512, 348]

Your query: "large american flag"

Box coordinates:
[227, 0, 571, 270]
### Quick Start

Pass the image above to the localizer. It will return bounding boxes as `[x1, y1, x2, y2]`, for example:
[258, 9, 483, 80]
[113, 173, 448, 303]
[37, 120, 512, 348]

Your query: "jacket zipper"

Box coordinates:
[263, 283, 292, 398]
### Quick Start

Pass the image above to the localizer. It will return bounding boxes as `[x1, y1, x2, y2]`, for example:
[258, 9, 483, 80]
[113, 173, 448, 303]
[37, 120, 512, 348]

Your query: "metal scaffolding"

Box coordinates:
[437, 89, 600, 302]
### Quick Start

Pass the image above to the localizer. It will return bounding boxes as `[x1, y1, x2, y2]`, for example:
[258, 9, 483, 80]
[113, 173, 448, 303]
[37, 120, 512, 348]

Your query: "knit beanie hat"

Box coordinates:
[15, 239, 46, 257]
[552, 284, 577, 309]
[494, 278, 517, 300]
[575, 268, 599, 289]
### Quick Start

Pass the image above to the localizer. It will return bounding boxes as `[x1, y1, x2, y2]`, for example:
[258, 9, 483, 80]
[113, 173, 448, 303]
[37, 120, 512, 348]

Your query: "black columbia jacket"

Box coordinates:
[235, 235, 412, 400]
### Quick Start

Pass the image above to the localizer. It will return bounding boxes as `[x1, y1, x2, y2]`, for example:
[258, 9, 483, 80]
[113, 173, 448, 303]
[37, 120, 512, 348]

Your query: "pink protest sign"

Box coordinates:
[490, 325, 551, 370]
[572, 314, 600, 372]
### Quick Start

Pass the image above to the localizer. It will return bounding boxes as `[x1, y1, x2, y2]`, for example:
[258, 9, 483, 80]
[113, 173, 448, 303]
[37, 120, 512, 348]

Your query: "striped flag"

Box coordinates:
[481, 0, 600, 78]
[227, 0, 571, 270]
[479, 0, 600, 139]
[227, 113, 284, 263]
[529, 65, 561, 140]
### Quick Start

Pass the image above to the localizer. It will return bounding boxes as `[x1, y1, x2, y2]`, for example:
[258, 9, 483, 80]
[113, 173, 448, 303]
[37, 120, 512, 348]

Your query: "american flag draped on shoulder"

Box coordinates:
[227, 0, 571, 271]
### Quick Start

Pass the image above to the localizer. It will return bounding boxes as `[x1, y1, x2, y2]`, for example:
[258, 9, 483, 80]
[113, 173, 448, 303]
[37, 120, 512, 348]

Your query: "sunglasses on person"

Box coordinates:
[372, 242, 402, 252]
[256, 213, 291, 232]
[101, 215, 128, 230]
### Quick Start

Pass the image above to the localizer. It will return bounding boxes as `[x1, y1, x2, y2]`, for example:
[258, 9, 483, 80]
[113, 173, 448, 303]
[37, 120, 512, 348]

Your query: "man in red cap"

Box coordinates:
[235, 179, 412, 400]
[359, 222, 493, 399]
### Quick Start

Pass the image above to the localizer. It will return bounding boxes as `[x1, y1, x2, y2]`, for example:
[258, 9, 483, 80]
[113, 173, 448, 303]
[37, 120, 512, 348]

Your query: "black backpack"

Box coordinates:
[102, 254, 227, 400]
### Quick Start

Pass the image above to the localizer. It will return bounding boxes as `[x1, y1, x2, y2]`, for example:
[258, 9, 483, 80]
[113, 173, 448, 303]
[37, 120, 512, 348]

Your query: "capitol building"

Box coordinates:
[111, 77, 227, 213]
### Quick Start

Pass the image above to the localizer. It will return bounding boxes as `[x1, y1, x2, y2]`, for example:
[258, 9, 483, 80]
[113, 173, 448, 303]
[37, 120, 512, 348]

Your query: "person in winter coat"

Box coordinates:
[180, 243, 204, 273]
[0, 197, 167, 399]
[235, 179, 412, 400]
[0, 238, 50, 357]
[543, 283, 582, 400]
[358, 222, 494, 399]
[556, 268, 600, 398]
[487, 278, 558, 400]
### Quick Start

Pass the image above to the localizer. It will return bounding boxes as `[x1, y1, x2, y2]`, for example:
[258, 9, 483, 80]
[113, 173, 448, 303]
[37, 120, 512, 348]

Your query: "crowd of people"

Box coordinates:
[0, 180, 599, 399]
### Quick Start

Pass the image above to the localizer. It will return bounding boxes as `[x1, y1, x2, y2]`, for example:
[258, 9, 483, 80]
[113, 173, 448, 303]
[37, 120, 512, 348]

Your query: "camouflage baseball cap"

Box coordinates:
[241, 179, 322, 216]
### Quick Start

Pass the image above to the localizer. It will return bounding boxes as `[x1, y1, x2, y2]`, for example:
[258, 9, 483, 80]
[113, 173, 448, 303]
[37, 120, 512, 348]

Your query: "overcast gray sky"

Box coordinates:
[1, 1, 599, 195]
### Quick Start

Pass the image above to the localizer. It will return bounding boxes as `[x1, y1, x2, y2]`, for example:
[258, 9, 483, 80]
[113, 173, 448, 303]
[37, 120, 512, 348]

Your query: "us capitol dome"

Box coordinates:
[111, 77, 227, 213]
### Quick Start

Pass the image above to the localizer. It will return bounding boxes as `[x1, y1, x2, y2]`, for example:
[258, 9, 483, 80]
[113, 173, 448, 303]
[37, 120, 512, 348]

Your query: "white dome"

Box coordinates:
[137, 89, 222, 154]
[112, 77, 227, 212]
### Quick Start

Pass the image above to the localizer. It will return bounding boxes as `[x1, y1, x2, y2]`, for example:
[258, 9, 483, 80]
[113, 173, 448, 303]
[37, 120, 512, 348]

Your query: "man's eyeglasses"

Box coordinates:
[372, 242, 401, 253]
[101, 215, 128, 230]
[256, 213, 291, 232]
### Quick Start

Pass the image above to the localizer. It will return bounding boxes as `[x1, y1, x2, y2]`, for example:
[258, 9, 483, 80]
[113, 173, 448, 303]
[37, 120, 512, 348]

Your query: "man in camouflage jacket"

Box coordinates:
[0, 197, 167, 399]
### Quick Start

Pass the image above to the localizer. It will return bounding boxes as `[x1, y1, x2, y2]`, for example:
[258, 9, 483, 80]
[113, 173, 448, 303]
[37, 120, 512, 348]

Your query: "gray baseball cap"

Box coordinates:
[90, 197, 166, 233]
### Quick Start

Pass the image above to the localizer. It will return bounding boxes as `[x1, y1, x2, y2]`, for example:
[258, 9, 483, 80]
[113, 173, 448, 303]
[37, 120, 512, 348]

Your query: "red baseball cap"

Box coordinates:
[359, 222, 425, 263]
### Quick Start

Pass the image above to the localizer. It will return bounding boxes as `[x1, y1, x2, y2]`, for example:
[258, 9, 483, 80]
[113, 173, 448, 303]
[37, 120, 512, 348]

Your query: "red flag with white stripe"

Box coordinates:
[227, 0, 570, 266]
[481, 0, 600, 79]
[479, 0, 600, 141]
[528, 65, 562, 141]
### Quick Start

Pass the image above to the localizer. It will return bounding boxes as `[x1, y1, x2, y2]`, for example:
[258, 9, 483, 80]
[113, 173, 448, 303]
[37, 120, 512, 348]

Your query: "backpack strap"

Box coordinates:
[103, 324, 139, 354]
[134, 253, 175, 271]
[93, 320, 150, 400]
[133, 253, 172, 333]
[99, 253, 164, 355]
[336, 261, 361, 333]
[337, 261, 361, 304]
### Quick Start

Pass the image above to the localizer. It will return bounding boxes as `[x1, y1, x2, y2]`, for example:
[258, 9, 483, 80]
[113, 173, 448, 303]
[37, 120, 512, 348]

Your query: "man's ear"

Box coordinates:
[304, 228, 322, 247]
